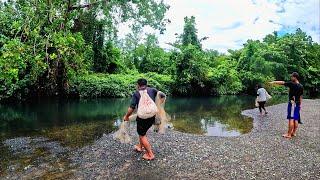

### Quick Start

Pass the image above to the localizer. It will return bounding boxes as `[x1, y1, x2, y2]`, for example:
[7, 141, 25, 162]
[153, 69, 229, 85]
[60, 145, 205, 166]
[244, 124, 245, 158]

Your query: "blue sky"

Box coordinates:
[120, 0, 320, 52]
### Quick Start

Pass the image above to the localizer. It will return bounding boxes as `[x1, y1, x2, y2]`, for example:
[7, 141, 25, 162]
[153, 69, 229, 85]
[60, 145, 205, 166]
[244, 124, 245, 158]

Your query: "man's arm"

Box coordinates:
[269, 81, 285, 85]
[123, 107, 134, 121]
[123, 93, 138, 121]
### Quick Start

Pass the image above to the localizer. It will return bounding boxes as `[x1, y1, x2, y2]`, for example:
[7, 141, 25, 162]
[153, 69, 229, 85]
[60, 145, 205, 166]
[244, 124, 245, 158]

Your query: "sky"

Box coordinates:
[119, 0, 320, 53]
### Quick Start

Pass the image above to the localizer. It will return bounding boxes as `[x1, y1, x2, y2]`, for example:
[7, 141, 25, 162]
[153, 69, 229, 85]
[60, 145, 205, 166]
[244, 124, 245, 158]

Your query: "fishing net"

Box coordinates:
[113, 121, 131, 143]
[113, 91, 170, 143]
[126, 91, 170, 134]
[153, 91, 171, 134]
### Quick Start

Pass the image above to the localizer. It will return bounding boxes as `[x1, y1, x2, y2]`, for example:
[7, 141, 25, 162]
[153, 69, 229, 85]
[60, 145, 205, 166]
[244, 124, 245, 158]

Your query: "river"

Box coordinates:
[0, 95, 287, 147]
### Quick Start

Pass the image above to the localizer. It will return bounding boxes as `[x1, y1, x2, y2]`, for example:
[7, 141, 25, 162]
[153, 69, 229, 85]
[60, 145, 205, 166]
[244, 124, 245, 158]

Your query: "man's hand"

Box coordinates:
[123, 107, 134, 121]
[123, 115, 129, 121]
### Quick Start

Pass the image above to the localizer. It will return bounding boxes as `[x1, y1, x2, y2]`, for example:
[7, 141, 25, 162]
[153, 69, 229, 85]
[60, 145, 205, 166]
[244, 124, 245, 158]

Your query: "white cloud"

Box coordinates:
[118, 0, 320, 52]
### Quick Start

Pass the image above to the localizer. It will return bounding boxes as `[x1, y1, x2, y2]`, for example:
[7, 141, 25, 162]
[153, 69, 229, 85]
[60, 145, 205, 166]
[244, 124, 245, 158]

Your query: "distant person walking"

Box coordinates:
[123, 78, 165, 160]
[270, 72, 303, 139]
[256, 84, 270, 116]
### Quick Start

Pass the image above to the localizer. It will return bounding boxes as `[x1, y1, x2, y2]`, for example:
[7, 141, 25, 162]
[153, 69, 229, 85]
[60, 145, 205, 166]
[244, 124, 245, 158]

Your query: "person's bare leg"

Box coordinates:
[139, 135, 154, 160]
[292, 121, 299, 136]
[134, 140, 143, 152]
[283, 120, 294, 138]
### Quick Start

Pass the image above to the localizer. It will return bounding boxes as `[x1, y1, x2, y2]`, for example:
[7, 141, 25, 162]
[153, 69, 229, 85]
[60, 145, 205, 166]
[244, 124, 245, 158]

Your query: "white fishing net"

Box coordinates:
[113, 121, 131, 143]
[153, 91, 171, 134]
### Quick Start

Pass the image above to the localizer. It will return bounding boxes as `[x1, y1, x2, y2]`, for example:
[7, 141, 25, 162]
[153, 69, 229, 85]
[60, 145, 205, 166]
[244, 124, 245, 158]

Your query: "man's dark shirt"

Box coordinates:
[284, 81, 303, 104]
[130, 87, 165, 109]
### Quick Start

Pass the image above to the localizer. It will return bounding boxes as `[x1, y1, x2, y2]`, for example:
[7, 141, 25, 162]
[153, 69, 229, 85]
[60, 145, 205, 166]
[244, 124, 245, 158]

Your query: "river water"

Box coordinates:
[0, 95, 287, 145]
[0, 95, 289, 177]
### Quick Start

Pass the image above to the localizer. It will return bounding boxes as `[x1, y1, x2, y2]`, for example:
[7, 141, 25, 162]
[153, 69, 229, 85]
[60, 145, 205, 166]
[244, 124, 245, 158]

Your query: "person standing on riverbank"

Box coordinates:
[256, 84, 271, 116]
[123, 78, 165, 160]
[270, 72, 303, 138]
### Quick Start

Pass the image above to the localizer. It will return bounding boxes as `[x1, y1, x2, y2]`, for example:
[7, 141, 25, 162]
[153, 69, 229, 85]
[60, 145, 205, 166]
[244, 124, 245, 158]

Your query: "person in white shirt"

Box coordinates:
[256, 84, 269, 116]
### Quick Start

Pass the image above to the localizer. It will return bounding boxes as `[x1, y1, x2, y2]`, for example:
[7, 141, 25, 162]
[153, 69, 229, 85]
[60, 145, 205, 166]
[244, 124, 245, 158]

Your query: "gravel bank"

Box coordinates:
[2, 99, 320, 179]
[71, 99, 320, 179]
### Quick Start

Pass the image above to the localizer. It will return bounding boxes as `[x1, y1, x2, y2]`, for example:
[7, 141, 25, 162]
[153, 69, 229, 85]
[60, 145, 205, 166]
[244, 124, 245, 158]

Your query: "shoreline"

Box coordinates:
[2, 99, 320, 179]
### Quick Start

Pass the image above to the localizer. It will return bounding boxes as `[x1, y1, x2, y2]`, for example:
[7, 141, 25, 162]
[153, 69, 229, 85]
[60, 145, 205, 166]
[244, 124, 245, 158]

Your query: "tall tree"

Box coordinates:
[181, 16, 202, 49]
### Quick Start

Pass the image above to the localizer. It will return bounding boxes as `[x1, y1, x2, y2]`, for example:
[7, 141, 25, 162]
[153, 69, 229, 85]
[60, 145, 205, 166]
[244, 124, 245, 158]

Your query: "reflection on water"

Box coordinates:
[167, 95, 287, 136]
[166, 96, 255, 136]
[0, 96, 287, 143]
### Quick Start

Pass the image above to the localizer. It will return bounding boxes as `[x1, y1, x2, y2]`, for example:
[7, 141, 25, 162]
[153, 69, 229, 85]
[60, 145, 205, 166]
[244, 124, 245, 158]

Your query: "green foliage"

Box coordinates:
[0, 0, 170, 102]
[174, 45, 210, 95]
[172, 17, 244, 96]
[1, 0, 319, 102]
[0, 0, 93, 101]
[73, 73, 174, 98]
[93, 41, 124, 73]
[208, 56, 243, 95]
[230, 28, 320, 95]
[133, 34, 174, 74]
[181, 16, 202, 49]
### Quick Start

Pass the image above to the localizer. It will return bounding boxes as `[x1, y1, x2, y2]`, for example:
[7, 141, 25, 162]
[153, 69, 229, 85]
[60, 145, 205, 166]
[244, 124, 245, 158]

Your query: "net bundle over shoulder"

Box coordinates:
[153, 91, 171, 134]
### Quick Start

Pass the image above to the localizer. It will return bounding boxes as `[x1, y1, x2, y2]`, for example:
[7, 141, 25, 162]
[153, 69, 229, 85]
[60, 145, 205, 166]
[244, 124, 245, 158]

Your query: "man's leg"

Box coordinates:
[135, 141, 143, 152]
[135, 118, 145, 152]
[258, 102, 263, 115]
[140, 135, 155, 160]
[261, 101, 267, 114]
[292, 104, 300, 136]
[283, 102, 294, 138]
[298, 116, 303, 124]
[283, 119, 294, 138]
[292, 121, 299, 136]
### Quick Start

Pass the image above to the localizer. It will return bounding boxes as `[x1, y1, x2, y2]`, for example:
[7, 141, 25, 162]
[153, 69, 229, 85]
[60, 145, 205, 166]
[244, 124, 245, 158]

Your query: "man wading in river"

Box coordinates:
[270, 72, 303, 139]
[123, 78, 165, 160]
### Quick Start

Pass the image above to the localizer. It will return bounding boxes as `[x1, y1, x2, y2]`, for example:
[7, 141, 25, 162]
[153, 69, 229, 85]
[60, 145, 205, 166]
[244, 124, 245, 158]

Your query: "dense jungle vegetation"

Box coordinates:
[1, 0, 319, 102]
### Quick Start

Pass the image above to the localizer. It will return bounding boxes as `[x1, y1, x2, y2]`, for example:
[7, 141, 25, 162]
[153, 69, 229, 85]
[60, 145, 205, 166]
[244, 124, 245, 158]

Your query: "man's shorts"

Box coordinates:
[287, 102, 300, 121]
[136, 116, 155, 136]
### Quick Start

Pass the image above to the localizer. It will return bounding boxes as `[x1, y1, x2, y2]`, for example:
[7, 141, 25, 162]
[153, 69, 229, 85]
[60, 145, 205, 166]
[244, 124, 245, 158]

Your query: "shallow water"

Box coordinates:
[0, 95, 287, 142]
[0, 95, 288, 177]
[168, 95, 287, 136]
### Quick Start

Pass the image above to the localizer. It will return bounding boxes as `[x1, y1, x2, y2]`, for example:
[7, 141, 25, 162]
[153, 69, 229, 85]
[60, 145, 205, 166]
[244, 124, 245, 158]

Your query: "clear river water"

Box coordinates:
[0, 95, 287, 146]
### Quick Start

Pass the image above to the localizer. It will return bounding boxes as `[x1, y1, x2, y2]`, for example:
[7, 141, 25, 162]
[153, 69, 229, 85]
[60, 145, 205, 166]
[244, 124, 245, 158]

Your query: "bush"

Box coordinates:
[72, 73, 174, 98]
[208, 56, 243, 95]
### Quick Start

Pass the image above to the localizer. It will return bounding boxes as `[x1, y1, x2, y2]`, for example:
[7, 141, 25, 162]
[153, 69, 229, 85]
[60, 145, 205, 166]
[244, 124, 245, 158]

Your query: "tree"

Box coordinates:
[0, 0, 170, 101]
[174, 45, 210, 95]
[181, 16, 202, 49]
[133, 34, 173, 74]
[0, 0, 93, 101]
